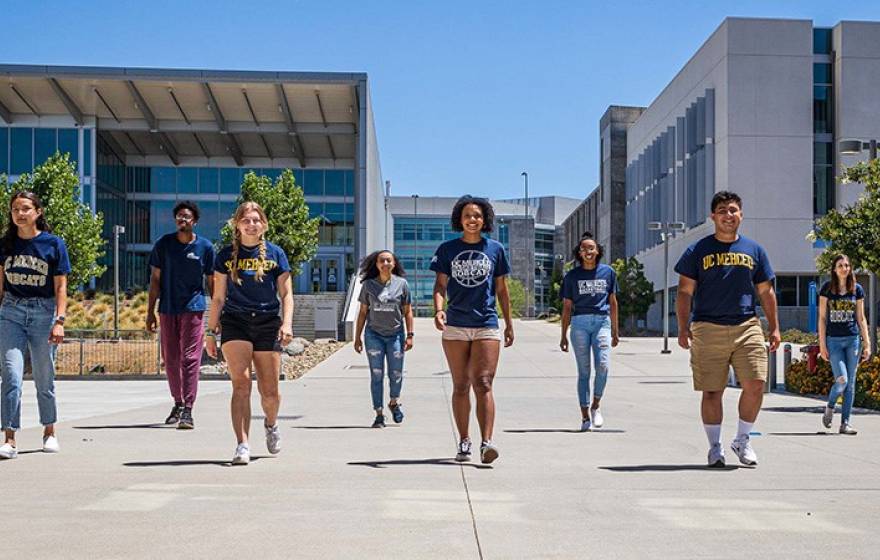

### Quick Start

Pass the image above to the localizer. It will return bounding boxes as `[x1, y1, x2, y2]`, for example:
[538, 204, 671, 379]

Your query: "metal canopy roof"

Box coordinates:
[0, 64, 367, 167]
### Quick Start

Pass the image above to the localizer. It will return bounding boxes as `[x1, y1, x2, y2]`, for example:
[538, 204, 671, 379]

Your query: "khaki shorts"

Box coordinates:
[690, 317, 767, 391]
[442, 325, 502, 342]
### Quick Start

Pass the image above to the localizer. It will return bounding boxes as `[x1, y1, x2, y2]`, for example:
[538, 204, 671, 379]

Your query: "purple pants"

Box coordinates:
[160, 312, 205, 408]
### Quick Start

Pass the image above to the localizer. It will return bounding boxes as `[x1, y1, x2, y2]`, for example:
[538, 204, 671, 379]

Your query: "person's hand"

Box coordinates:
[434, 310, 446, 331]
[612, 332, 620, 348]
[146, 312, 157, 333]
[278, 325, 293, 346]
[819, 345, 829, 361]
[768, 329, 781, 352]
[504, 324, 514, 347]
[678, 327, 692, 350]
[205, 333, 218, 359]
[49, 323, 64, 344]
[354, 338, 363, 353]
[861, 346, 870, 362]
[404, 336, 414, 352]
[559, 336, 569, 352]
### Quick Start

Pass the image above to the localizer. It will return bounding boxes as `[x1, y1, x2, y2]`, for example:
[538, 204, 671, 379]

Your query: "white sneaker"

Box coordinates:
[707, 443, 726, 468]
[455, 439, 472, 462]
[42, 435, 60, 453]
[265, 424, 282, 454]
[730, 437, 758, 466]
[822, 406, 834, 429]
[580, 418, 591, 432]
[591, 408, 604, 429]
[232, 443, 250, 465]
[0, 442, 17, 459]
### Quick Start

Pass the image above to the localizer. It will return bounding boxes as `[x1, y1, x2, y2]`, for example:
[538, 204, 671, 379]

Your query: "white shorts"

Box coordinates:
[441, 325, 502, 342]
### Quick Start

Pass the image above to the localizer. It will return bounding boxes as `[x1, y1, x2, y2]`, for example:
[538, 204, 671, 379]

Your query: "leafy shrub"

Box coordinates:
[786, 354, 880, 411]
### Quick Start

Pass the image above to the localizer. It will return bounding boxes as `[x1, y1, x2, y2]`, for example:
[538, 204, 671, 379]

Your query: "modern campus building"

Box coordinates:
[388, 195, 578, 316]
[587, 17, 880, 331]
[0, 64, 386, 294]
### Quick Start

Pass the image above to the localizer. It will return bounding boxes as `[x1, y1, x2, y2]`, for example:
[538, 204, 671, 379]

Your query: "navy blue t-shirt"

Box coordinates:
[215, 242, 291, 314]
[674, 234, 774, 326]
[562, 264, 618, 316]
[0, 232, 71, 299]
[149, 233, 215, 315]
[430, 237, 510, 328]
[820, 281, 864, 337]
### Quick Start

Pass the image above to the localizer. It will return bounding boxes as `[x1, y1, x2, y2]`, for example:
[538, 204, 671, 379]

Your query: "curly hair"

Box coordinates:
[3, 191, 52, 255]
[173, 200, 201, 222]
[450, 195, 495, 233]
[359, 249, 406, 281]
[571, 231, 604, 266]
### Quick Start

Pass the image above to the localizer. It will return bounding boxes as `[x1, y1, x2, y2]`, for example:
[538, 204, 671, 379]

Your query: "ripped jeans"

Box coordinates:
[569, 314, 611, 408]
[826, 335, 860, 423]
[364, 327, 405, 410]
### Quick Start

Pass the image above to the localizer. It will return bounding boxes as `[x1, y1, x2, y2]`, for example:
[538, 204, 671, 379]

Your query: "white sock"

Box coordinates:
[736, 419, 753, 440]
[704, 424, 721, 447]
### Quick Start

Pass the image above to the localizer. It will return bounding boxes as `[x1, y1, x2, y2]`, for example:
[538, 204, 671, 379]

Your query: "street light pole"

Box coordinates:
[112, 224, 125, 339]
[521, 171, 530, 318]
[411, 194, 419, 317]
[648, 221, 685, 354]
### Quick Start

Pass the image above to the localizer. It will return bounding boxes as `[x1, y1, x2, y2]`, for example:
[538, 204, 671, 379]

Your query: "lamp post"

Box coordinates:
[411, 194, 419, 317]
[839, 138, 878, 356]
[112, 224, 126, 339]
[647, 221, 685, 354]
[521, 171, 530, 318]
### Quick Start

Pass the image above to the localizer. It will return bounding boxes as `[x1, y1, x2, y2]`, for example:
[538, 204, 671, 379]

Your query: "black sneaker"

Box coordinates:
[177, 407, 194, 430]
[371, 414, 385, 428]
[389, 403, 404, 424]
[165, 404, 183, 425]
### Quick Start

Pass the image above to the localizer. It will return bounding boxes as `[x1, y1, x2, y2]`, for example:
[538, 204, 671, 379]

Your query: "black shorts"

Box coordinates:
[220, 311, 282, 352]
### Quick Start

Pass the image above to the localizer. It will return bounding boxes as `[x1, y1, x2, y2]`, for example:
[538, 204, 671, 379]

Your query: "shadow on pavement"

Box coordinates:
[251, 415, 304, 421]
[639, 381, 687, 384]
[348, 458, 492, 469]
[767, 431, 838, 436]
[294, 425, 382, 430]
[504, 428, 626, 434]
[124, 457, 273, 467]
[74, 423, 173, 430]
[761, 405, 879, 415]
[599, 464, 743, 472]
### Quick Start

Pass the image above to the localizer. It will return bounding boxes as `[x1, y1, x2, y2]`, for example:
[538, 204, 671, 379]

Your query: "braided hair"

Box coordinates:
[229, 201, 269, 285]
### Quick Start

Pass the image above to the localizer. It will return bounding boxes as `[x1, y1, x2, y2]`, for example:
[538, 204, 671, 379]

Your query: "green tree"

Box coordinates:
[812, 158, 880, 276]
[497, 276, 526, 319]
[547, 265, 564, 313]
[0, 153, 106, 292]
[611, 257, 655, 334]
[220, 170, 319, 276]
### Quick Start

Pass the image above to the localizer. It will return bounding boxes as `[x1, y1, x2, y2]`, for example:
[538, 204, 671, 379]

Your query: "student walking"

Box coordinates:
[559, 232, 619, 432]
[354, 250, 414, 428]
[818, 254, 870, 435]
[675, 191, 780, 467]
[431, 195, 513, 465]
[0, 192, 70, 460]
[146, 201, 215, 429]
[205, 202, 294, 465]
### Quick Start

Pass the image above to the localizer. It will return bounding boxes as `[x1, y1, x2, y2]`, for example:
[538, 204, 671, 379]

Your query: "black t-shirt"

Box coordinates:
[820, 281, 864, 337]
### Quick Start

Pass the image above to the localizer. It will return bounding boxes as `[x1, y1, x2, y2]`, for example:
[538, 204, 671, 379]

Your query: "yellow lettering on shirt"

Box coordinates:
[224, 258, 279, 272]
[702, 252, 754, 271]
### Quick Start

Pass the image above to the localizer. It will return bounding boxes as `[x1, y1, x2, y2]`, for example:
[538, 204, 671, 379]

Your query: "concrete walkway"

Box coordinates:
[5, 318, 879, 559]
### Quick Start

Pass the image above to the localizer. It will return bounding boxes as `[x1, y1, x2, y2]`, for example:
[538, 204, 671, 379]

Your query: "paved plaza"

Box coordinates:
[5, 318, 880, 559]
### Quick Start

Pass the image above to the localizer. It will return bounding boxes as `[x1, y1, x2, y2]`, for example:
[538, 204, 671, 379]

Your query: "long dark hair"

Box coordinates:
[830, 254, 856, 295]
[571, 231, 604, 266]
[450, 195, 495, 233]
[3, 191, 51, 254]
[359, 249, 406, 281]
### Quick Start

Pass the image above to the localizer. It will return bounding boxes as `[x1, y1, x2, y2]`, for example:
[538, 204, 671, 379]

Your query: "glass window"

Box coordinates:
[34, 128, 56, 166]
[177, 167, 198, 194]
[775, 276, 797, 307]
[798, 276, 820, 307]
[83, 129, 92, 176]
[324, 203, 346, 223]
[0, 128, 7, 174]
[220, 168, 241, 194]
[293, 169, 304, 189]
[150, 200, 176, 243]
[57, 128, 78, 171]
[219, 202, 237, 232]
[813, 166, 834, 215]
[325, 170, 345, 196]
[307, 201, 323, 220]
[82, 183, 92, 209]
[813, 86, 832, 134]
[344, 170, 354, 196]
[813, 28, 832, 54]
[813, 63, 832, 85]
[814, 142, 833, 165]
[151, 167, 177, 194]
[199, 168, 218, 194]
[196, 201, 221, 243]
[261, 168, 281, 183]
[10, 127, 33, 175]
[303, 169, 324, 196]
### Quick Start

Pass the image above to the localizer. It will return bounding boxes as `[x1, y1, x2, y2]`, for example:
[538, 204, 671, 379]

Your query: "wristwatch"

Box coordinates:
[55, 315, 66, 325]
[406, 333, 414, 338]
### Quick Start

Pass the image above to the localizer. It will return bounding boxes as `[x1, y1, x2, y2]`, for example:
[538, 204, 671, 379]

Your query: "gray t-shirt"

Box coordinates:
[358, 275, 411, 336]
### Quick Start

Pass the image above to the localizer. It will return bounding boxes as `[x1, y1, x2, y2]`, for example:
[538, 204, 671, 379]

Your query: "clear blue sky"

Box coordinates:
[5, 1, 877, 200]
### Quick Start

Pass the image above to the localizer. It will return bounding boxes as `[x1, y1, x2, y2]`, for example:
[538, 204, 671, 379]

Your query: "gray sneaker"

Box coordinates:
[707, 443, 726, 468]
[730, 437, 758, 466]
[839, 423, 858, 435]
[480, 441, 499, 464]
[265, 424, 282, 454]
[822, 406, 834, 429]
[455, 439, 472, 462]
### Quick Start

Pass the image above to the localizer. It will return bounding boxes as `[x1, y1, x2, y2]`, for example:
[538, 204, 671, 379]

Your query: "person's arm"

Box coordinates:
[403, 303, 414, 351]
[205, 271, 227, 359]
[146, 266, 161, 333]
[354, 303, 368, 353]
[856, 298, 871, 361]
[433, 272, 448, 331]
[0, 266, 5, 302]
[205, 272, 215, 299]
[818, 295, 829, 360]
[50, 275, 67, 344]
[276, 272, 294, 346]
[676, 275, 697, 349]
[609, 292, 620, 347]
[560, 298, 572, 352]
[755, 279, 781, 352]
[496, 275, 514, 347]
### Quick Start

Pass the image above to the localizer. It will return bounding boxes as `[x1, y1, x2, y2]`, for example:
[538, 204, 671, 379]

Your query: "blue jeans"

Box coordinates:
[364, 327, 405, 410]
[826, 335, 860, 423]
[0, 296, 58, 431]
[570, 314, 611, 408]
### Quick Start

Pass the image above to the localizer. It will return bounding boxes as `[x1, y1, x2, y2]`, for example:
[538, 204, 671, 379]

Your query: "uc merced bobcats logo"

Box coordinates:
[451, 250, 492, 288]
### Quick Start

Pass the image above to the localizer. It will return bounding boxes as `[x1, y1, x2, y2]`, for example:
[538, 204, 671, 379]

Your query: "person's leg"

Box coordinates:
[178, 312, 206, 409]
[590, 317, 612, 411]
[569, 317, 593, 421]
[27, 300, 58, 439]
[841, 337, 860, 426]
[364, 329, 387, 415]
[0, 307, 28, 447]
[469, 338, 501, 443]
[825, 337, 848, 411]
[442, 338, 472, 440]
[253, 351, 281, 428]
[223, 341, 254, 445]
[160, 313, 185, 407]
[387, 332, 404, 406]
